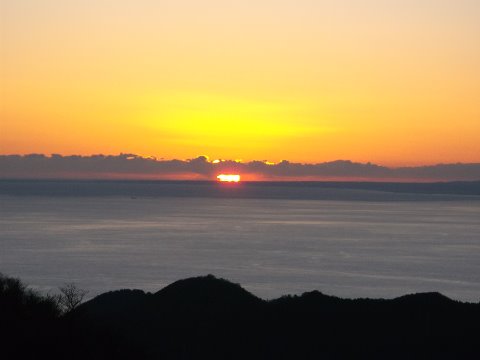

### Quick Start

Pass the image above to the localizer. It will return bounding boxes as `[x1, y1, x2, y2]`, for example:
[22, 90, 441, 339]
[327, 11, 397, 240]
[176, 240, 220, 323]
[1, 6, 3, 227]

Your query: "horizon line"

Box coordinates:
[1, 177, 480, 184]
[2, 153, 480, 182]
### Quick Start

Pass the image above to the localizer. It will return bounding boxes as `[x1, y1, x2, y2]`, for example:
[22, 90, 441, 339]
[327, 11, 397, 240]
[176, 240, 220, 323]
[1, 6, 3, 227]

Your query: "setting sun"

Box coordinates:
[217, 174, 241, 183]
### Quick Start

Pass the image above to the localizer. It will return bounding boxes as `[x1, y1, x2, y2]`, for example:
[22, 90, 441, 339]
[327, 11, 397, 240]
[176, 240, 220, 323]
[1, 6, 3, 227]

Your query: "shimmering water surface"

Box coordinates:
[1, 195, 480, 301]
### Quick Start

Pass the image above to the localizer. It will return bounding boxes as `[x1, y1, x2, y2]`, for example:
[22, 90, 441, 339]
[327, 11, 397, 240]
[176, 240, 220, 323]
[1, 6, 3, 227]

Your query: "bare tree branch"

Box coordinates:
[58, 283, 88, 313]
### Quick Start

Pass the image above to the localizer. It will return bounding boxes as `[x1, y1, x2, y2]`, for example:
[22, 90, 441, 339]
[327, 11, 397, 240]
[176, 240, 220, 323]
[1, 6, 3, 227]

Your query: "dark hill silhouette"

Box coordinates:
[392, 291, 456, 305]
[78, 275, 262, 325]
[1, 273, 480, 359]
[153, 274, 262, 307]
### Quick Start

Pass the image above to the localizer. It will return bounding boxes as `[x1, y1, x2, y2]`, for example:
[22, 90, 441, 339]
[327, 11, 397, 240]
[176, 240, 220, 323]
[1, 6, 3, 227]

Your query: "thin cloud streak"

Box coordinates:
[1, 154, 480, 182]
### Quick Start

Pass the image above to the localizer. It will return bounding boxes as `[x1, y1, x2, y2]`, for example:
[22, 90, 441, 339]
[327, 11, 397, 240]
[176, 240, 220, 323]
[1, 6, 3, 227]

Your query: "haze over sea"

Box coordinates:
[1, 180, 480, 302]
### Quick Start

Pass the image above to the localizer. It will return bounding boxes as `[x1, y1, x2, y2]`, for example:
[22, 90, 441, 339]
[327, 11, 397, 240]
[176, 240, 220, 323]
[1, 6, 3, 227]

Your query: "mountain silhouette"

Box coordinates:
[153, 274, 262, 307]
[2, 273, 480, 359]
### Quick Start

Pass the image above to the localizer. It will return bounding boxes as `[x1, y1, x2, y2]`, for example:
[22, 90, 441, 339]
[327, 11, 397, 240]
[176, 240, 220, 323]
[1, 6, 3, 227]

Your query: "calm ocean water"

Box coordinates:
[1, 192, 480, 301]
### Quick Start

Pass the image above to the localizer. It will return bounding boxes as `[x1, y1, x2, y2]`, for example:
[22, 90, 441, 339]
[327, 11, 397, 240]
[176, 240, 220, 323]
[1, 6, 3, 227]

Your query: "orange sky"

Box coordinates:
[1, 0, 479, 166]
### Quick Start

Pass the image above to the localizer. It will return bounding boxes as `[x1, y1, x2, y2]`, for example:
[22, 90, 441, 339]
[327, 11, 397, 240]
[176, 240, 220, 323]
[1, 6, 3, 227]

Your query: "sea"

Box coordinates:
[1, 180, 480, 302]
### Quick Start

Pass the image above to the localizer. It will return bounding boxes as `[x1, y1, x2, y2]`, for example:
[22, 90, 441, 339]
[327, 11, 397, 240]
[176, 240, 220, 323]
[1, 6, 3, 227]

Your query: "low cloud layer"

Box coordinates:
[1, 154, 480, 182]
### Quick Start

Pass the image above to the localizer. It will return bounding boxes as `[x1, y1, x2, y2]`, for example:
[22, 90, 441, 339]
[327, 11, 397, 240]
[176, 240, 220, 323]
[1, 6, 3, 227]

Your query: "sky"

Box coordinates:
[1, 0, 480, 167]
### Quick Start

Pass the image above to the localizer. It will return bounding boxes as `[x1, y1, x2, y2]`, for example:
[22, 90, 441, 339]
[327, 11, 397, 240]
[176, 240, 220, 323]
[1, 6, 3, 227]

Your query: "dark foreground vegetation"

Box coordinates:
[1, 273, 479, 359]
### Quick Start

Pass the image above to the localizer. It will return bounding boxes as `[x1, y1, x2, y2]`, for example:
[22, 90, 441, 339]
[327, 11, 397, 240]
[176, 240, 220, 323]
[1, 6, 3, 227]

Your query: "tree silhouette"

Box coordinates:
[58, 283, 88, 313]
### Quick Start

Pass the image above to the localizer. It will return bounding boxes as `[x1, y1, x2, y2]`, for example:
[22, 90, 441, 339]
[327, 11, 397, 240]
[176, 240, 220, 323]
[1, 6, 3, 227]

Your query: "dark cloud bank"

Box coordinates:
[1, 154, 480, 182]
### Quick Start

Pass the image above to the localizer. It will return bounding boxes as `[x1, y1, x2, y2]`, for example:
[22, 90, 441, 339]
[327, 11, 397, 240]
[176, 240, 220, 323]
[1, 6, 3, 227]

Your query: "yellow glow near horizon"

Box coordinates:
[140, 92, 325, 154]
[1, 1, 479, 166]
[217, 174, 241, 183]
